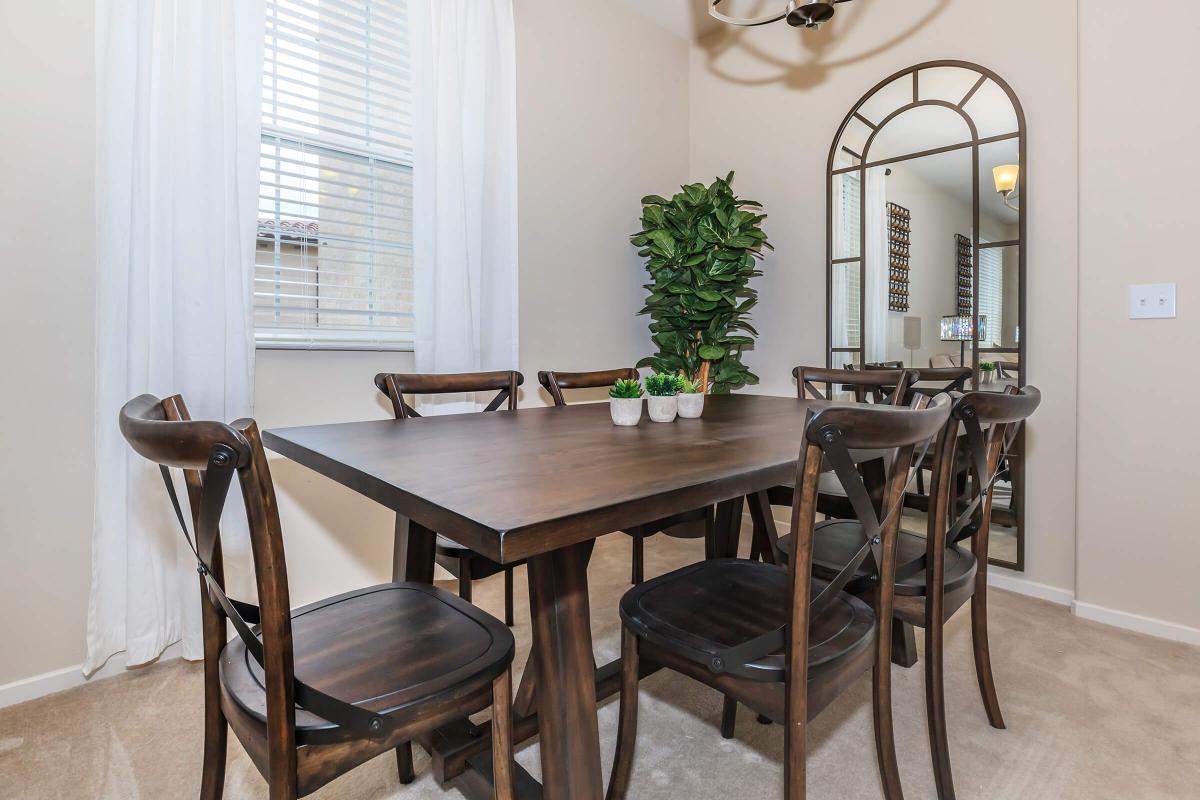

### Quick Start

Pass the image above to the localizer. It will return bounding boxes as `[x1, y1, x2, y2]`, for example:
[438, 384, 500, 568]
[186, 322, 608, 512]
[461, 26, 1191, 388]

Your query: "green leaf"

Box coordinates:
[695, 288, 723, 302]
[697, 345, 726, 361]
[641, 194, 669, 206]
[725, 235, 758, 248]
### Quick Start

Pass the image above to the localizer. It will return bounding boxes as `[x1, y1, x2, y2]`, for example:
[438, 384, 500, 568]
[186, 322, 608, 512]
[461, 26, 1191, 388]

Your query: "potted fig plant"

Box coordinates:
[631, 172, 771, 395]
[677, 376, 705, 418]
[979, 361, 997, 385]
[609, 377, 644, 426]
[644, 373, 682, 423]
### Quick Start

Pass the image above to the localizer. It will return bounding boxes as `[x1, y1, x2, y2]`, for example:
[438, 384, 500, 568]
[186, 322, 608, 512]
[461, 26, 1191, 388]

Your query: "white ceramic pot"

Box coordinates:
[981, 369, 995, 385]
[677, 392, 705, 418]
[647, 394, 678, 423]
[609, 397, 643, 426]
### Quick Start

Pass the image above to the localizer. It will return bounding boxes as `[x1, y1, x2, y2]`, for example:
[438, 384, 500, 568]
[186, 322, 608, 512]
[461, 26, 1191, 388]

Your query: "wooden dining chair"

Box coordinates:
[119, 394, 516, 800]
[606, 394, 952, 800]
[776, 386, 1041, 800]
[374, 371, 523, 625]
[724, 365, 917, 732]
[537, 368, 714, 585]
[748, 366, 915, 549]
[867, 364, 972, 397]
[865, 365, 972, 503]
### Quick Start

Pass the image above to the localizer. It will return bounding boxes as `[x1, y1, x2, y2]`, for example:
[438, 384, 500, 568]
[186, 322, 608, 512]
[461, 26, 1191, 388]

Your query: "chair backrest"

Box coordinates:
[373, 371, 524, 419]
[793, 365, 915, 405]
[119, 394, 300, 754]
[868, 364, 972, 396]
[925, 386, 1041, 562]
[929, 353, 957, 369]
[785, 394, 952, 694]
[537, 368, 639, 407]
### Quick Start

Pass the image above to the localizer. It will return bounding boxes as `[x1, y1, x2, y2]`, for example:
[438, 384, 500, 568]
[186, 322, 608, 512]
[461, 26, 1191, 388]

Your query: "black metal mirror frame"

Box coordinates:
[824, 59, 1028, 571]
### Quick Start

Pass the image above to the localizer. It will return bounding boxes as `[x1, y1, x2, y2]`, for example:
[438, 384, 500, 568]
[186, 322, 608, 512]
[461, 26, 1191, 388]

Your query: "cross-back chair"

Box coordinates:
[119, 394, 516, 800]
[746, 366, 917, 564]
[775, 386, 1040, 800]
[865, 365, 972, 503]
[867, 364, 972, 398]
[606, 394, 952, 800]
[537, 368, 714, 585]
[798, 364, 915, 406]
[374, 371, 524, 625]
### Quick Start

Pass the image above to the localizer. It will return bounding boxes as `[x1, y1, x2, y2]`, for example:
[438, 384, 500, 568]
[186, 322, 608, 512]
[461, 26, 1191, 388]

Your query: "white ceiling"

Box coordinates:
[615, 0, 725, 41]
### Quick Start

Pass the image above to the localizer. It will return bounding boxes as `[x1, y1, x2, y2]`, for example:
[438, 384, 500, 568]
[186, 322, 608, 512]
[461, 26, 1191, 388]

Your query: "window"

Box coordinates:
[832, 172, 862, 355]
[978, 244, 1003, 347]
[256, 0, 413, 349]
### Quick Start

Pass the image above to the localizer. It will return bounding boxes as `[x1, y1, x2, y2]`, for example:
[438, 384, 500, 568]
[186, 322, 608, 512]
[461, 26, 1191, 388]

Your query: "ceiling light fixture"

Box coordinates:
[709, 0, 855, 29]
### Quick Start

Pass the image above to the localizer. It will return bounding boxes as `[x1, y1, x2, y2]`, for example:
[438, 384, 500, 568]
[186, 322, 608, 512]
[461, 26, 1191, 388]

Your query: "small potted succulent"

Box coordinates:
[609, 377, 644, 426]
[979, 361, 997, 385]
[644, 372, 682, 423]
[677, 375, 705, 419]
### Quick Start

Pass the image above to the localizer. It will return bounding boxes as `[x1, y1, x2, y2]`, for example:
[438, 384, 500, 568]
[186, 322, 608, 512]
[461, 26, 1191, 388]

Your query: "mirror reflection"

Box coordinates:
[826, 62, 1026, 569]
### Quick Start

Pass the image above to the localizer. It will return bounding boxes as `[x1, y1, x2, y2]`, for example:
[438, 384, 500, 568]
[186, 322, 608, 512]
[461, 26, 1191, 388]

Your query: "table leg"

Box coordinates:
[527, 540, 603, 800]
[392, 514, 436, 583]
[709, 497, 744, 559]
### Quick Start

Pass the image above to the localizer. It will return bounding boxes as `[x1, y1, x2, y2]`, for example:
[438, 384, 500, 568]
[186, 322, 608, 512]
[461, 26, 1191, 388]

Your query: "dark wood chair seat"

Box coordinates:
[776, 521, 977, 598]
[620, 559, 875, 688]
[120, 393, 519, 799]
[605, 396, 954, 800]
[221, 583, 514, 742]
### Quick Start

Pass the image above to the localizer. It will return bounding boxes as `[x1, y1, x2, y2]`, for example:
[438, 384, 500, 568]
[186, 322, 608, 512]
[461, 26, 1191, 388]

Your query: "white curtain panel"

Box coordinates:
[411, 0, 519, 415]
[87, 0, 264, 674]
[863, 166, 889, 364]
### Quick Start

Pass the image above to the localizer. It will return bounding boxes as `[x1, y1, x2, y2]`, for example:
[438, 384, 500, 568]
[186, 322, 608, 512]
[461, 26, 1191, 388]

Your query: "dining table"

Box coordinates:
[262, 392, 872, 800]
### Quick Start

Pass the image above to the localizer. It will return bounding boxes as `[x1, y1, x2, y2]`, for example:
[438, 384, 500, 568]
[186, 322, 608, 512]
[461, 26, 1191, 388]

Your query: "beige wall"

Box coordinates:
[0, 0, 96, 686]
[0, 0, 690, 691]
[688, 0, 1080, 593]
[1076, 1, 1200, 631]
[515, 0, 690, 405]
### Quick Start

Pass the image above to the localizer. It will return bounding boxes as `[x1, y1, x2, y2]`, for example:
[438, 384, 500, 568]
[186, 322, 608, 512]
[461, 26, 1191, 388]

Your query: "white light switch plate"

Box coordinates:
[1129, 283, 1177, 319]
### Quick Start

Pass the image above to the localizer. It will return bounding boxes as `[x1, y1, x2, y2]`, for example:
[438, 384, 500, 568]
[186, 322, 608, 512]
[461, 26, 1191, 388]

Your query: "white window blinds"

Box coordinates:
[839, 173, 862, 355]
[978, 245, 1003, 348]
[256, 0, 414, 349]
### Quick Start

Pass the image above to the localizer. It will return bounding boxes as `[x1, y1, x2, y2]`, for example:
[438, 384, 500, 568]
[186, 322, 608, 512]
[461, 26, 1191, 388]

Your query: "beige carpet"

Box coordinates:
[3, 530, 1199, 799]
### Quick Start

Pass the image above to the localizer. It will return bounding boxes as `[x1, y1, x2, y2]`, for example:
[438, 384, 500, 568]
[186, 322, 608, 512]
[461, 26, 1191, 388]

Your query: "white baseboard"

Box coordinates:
[986, 568, 1075, 606]
[1071, 600, 1200, 647]
[0, 643, 182, 711]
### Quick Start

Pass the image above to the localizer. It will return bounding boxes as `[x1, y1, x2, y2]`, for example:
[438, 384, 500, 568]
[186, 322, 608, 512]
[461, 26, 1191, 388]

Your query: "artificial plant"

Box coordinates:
[630, 172, 771, 394]
[645, 373, 684, 397]
[609, 378, 644, 399]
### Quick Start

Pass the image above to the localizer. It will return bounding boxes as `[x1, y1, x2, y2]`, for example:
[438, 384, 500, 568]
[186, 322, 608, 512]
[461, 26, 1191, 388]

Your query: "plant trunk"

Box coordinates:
[697, 361, 711, 393]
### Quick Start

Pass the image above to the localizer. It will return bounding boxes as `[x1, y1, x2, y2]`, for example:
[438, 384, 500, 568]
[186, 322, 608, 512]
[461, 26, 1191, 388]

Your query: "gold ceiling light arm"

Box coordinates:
[709, 0, 855, 29]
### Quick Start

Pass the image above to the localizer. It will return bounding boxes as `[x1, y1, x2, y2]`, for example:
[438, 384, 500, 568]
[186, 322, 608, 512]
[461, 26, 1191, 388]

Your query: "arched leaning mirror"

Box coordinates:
[826, 60, 1027, 570]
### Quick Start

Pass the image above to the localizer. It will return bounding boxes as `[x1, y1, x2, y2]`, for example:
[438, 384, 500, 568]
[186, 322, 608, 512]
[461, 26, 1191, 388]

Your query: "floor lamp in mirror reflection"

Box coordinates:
[903, 316, 922, 367]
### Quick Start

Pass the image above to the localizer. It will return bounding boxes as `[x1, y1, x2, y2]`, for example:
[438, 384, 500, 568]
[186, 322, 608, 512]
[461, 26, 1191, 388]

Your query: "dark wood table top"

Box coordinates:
[263, 394, 830, 563]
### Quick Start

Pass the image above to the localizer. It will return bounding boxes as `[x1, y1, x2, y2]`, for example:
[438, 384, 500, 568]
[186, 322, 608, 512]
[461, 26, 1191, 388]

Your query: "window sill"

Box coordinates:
[255, 328, 414, 353]
[255, 341, 414, 353]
